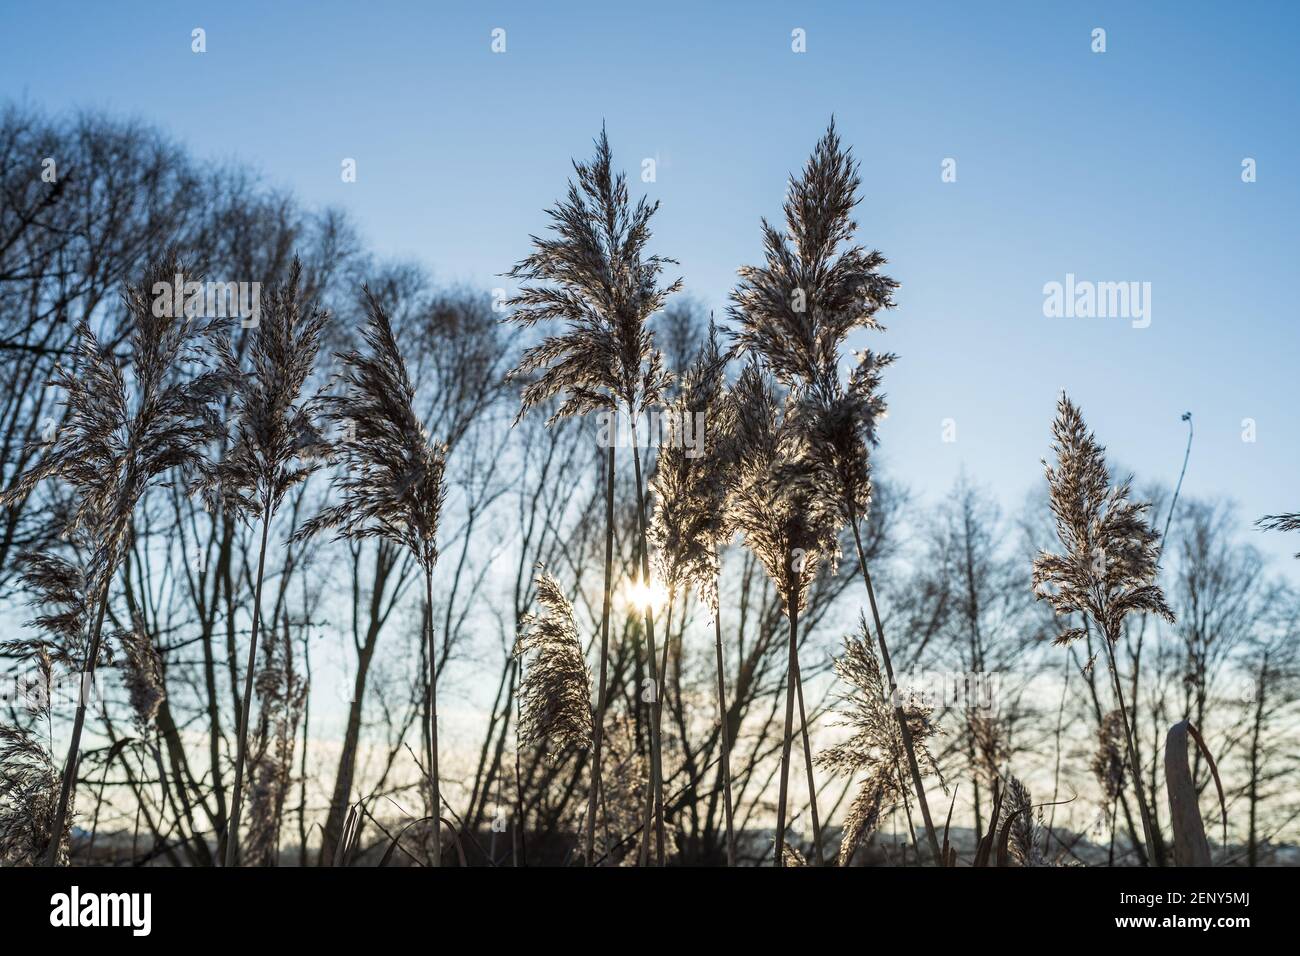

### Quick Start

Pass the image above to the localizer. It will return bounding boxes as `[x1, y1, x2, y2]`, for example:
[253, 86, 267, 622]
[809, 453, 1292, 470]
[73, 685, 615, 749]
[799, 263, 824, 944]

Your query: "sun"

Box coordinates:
[622, 577, 669, 615]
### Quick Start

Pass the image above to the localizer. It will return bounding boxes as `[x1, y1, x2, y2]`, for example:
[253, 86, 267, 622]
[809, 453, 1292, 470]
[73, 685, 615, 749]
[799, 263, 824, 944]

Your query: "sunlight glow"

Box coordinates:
[622, 577, 669, 616]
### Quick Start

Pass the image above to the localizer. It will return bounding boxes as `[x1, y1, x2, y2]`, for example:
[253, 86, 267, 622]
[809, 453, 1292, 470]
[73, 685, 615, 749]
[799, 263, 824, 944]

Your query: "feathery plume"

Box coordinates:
[1032, 392, 1173, 866]
[206, 258, 328, 867]
[792, 349, 894, 524]
[503, 127, 680, 864]
[515, 571, 594, 760]
[199, 257, 330, 519]
[0, 252, 225, 865]
[503, 126, 680, 425]
[729, 119, 897, 386]
[1, 256, 225, 582]
[1091, 709, 1127, 805]
[296, 287, 448, 865]
[116, 621, 165, 733]
[0, 720, 70, 867]
[818, 617, 940, 866]
[1032, 394, 1174, 643]
[970, 713, 1010, 784]
[648, 321, 731, 608]
[1000, 776, 1040, 866]
[5, 551, 92, 668]
[0, 557, 91, 865]
[297, 287, 446, 571]
[725, 362, 839, 611]
[1257, 512, 1300, 558]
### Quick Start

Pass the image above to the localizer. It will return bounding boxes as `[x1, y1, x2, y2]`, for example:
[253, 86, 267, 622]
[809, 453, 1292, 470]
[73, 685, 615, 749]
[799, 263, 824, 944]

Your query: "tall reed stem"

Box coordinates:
[584, 442, 616, 865]
[44, 571, 113, 865]
[426, 566, 443, 867]
[640, 591, 673, 866]
[630, 437, 666, 864]
[713, 593, 737, 866]
[850, 519, 941, 863]
[1100, 630, 1158, 866]
[791, 649, 823, 865]
[224, 500, 272, 866]
[775, 600, 799, 866]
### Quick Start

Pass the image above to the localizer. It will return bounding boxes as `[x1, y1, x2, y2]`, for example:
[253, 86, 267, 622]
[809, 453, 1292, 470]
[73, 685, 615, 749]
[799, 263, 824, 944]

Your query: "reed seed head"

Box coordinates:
[724, 362, 839, 612]
[1032, 393, 1174, 645]
[199, 257, 330, 520]
[515, 571, 594, 761]
[504, 127, 681, 425]
[649, 322, 732, 609]
[295, 288, 447, 572]
[818, 616, 940, 865]
[729, 120, 898, 387]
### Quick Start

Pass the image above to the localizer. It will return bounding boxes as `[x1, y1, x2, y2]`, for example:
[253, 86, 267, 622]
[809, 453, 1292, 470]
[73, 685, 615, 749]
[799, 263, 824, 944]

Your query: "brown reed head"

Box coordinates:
[514, 570, 594, 761]
[1091, 708, 1127, 804]
[200, 257, 330, 520]
[1, 253, 226, 590]
[116, 617, 166, 732]
[817, 616, 940, 865]
[724, 362, 839, 612]
[1032, 393, 1174, 645]
[792, 348, 895, 522]
[295, 287, 446, 572]
[504, 127, 681, 425]
[649, 322, 732, 609]
[729, 120, 898, 387]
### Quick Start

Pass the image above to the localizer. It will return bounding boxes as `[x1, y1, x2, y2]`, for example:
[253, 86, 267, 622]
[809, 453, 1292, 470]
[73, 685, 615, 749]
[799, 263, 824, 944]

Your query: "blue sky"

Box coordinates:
[4, 0, 1299, 574]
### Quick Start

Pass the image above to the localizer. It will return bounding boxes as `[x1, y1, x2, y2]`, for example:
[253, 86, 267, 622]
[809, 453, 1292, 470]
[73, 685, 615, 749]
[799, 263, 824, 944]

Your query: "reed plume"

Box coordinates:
[3, 551, 90, 666]
[0, 554, 90, 865]
[504, 127, 680, 864]
[1091, 708, 1126, 864]
[0, 253, 225, 864]
[515, 570, 594, 760]
[244, 622, 307, 867]
[818, 617, 939, 866]
[781, 843, 808, 867]
[0, 714, 67, 866]
[1257, 512, 1300, 557]
[729, 120, 897, 387]
[296, 288, 448, 864]
[725, 362, 838, 865]
[1000, 776, 1041, 866]
[1091, 709, 1126, 806]
[791, 348, 895, 525]
[1032, 392, 1174, 866]
[200, 257, 328, 866]
[116, 621, 166, 733]
[647, 321, 739, 863]
[728, 121, 943, 861]
[649, 322, 730, 609]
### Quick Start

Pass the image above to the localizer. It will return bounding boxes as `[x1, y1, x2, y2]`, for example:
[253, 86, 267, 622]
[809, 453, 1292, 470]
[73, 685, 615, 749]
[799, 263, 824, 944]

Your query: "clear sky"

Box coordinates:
[3, 0, 1298, 574]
